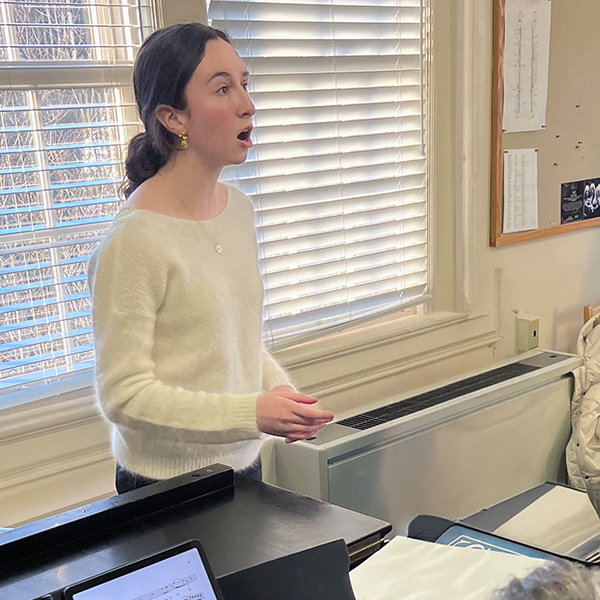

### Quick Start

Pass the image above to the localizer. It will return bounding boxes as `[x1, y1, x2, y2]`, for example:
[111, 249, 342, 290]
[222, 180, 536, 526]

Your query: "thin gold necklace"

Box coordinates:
[160, 173, 223, 254]
[179, 200, 223, 254]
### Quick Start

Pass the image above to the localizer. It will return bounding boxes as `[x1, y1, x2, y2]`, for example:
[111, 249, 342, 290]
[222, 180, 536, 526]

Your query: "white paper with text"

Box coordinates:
[503, 148, 539, 233]
[503, 0, 552, 132]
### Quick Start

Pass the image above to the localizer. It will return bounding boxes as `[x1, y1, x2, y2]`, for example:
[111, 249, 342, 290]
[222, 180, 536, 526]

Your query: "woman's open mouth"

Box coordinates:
[237, 128, 253, 148]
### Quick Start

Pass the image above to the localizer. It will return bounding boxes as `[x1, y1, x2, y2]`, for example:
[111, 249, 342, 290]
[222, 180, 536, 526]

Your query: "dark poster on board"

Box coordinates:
[561, 177, 600, 223]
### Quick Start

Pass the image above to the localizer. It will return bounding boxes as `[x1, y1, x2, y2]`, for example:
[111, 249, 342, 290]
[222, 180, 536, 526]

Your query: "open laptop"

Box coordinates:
[63, 540, 224, 600]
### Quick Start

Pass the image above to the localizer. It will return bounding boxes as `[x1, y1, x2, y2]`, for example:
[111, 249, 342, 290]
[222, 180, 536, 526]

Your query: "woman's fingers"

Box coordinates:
[285, 413, 332, 426]
[256, 390, 334, 439]
[279, 391, 319, 404]
[283, 419, 330, 444]
[284, 422, 322, 435]
[292, 402, 335, 422]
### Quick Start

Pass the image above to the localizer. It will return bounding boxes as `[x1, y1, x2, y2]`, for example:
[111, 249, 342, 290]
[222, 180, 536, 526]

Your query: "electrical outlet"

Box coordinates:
[516, 315, 539, 353]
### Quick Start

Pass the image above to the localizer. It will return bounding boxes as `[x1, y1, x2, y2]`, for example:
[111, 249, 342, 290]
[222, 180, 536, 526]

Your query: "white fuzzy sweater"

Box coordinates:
[87, 185, 292, 480]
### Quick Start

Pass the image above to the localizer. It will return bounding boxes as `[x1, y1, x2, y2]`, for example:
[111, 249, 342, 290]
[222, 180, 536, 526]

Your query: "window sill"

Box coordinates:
[0, 380, 100, 445]
[273, 310, 501, 404]
[0, 310, 500, 440]
[276, 310, 494, 365]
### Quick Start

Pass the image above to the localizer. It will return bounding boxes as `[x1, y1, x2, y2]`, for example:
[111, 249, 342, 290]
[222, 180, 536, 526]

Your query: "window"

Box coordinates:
[208, 0, 430, 347]
[0, 0, 430, 400]
[0, 1, 155, 396]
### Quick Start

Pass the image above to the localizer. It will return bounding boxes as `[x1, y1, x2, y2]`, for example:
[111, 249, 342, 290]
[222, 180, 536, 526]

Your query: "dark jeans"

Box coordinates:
[115, 458, 263, 495]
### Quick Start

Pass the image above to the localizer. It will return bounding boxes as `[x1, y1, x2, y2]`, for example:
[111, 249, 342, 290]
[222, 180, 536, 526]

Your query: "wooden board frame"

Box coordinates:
[490, 0, 600, 247]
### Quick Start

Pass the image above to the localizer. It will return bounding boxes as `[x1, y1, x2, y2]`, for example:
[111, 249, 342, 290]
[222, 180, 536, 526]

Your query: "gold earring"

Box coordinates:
[179, 132, 188, 150]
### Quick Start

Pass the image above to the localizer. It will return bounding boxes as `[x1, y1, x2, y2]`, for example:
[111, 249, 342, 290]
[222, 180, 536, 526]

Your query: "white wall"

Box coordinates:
[481, 230, 600, 357]
[461, 0, 600, 360]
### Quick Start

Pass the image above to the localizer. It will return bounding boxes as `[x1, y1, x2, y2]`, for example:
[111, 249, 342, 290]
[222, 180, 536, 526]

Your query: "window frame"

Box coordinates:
[0, 1, 160, 399]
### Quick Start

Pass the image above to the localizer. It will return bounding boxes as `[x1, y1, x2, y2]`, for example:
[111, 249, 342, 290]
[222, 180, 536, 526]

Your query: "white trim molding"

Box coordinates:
[0, 389, 114, 527]
[0, 388, 100, 446]
[277, 310, 499, 413]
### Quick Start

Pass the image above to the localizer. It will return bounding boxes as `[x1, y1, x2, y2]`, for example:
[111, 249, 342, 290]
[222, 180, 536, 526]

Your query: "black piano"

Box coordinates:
[0, 464, 391, 600]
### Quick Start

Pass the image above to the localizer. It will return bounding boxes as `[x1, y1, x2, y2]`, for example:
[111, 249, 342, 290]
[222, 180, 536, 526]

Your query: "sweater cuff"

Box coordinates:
[230, 393, 261, 433]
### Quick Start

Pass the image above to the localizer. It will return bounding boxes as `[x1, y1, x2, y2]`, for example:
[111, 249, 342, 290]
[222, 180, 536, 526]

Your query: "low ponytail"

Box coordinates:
[121, 23, 232, 199]
[123, 131, 169, 199]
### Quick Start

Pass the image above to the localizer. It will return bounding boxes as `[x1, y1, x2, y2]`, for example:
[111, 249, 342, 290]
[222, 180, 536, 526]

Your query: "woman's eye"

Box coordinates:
[218, 86, 229, 94]
[242, 82, 249, 91]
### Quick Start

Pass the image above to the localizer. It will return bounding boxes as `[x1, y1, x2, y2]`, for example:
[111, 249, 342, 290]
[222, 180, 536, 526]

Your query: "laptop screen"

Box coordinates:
[64, 541, 222, 600]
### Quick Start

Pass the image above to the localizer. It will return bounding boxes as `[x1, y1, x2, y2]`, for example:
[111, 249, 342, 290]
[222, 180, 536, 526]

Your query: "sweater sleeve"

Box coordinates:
[261, 346, 295, 390]
[88, 219, 261, 445]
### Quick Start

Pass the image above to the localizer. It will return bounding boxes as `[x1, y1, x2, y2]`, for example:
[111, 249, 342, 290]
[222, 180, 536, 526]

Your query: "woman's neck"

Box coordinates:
[158, 151, 224, 220]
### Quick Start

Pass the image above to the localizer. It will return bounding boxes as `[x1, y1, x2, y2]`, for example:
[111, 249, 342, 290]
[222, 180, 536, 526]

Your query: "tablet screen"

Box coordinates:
[66, 543, 221, 600]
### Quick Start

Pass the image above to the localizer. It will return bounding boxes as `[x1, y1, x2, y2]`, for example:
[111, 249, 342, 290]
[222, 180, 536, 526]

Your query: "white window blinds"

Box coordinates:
[0, 1, 154, 396]
[207, 0, 430, 348]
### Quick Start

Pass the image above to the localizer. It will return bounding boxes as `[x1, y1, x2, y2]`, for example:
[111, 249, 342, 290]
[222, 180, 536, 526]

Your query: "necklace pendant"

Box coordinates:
[216, 244, 223, 254]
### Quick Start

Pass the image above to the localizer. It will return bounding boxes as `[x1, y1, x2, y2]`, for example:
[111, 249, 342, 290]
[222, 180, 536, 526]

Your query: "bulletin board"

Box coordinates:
[490, 0, 600, 247]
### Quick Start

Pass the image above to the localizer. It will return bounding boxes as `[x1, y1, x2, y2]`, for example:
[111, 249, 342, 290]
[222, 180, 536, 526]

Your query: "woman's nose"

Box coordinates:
[240, 89, 256, 117]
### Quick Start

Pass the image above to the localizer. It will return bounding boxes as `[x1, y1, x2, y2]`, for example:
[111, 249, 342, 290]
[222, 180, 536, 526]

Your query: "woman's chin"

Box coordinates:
[229, 152, 250, 166]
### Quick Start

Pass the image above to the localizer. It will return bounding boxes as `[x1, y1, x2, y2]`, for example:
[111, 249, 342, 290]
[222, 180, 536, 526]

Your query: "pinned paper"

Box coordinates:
[503, 0, 552, 133]
[503, 149, 539, 233]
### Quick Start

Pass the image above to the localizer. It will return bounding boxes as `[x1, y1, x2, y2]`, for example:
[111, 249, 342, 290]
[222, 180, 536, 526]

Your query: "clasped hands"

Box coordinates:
[256, 385, 334, 444]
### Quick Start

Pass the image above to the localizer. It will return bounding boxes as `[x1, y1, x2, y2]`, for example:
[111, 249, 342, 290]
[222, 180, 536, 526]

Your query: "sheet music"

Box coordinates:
[71, 548, 219, 600]
[494, 486, 600, 556]
[503, 0, 552, 133]
[503, 148, 539, 234]
[350, 536, 544, 600]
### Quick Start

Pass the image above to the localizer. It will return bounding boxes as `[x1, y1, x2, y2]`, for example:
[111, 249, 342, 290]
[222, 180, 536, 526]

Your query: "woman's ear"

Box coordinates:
[155, 104, 188, 137]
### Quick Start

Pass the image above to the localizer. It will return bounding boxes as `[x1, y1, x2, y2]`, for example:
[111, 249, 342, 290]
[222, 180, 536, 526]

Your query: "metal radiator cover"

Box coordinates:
[274, 351, 581, 535]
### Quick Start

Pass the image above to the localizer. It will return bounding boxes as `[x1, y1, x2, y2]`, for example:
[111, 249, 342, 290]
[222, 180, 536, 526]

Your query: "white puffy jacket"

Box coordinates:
[566, 315, 600, 512]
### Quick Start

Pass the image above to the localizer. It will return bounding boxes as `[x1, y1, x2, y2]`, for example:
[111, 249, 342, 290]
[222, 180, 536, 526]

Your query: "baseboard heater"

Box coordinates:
[274, 351, 581, 535]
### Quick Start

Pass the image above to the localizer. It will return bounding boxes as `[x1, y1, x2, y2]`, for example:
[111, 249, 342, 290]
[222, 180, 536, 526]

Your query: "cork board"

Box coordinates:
[490, 0, 600, 247]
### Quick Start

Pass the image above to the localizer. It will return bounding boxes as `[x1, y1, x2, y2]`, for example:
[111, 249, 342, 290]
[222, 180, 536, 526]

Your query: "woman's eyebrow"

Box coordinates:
[207, 70, 250, 83]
